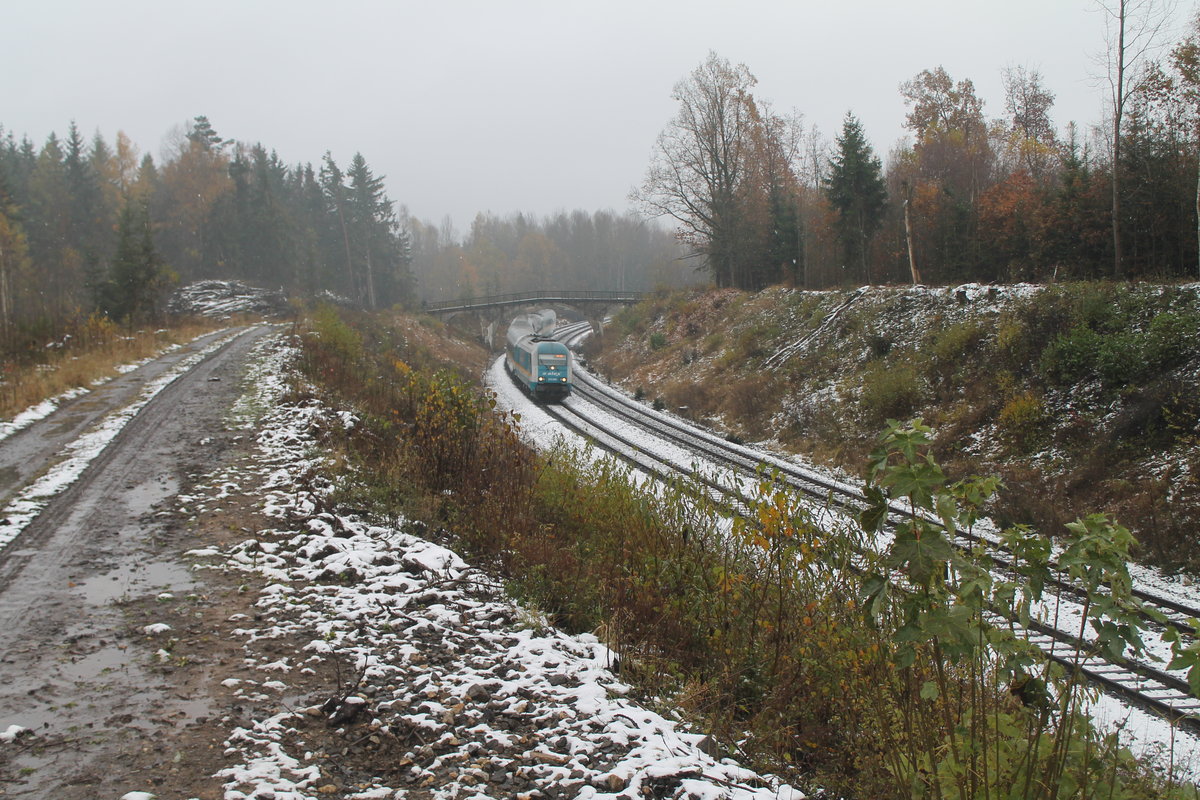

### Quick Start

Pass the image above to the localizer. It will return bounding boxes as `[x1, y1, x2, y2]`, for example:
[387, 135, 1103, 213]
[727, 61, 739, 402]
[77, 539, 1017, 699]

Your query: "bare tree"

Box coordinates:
[1170, 11, 1200, 277]
[631, 52, 758, 288]
[1095, 0, 1176, 279]
[1002, 65, 1058, 181]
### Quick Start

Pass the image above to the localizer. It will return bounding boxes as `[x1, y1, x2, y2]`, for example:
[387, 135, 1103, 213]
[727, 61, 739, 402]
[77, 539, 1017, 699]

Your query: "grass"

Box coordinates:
[295, 305, 1200, 799]
[595, 283, 1200, 571]
[0, 314, 226, 421]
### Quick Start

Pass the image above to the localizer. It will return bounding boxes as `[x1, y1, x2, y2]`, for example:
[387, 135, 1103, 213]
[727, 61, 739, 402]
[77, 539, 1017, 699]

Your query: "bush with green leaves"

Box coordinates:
[860, 361, 923, 428]
[1039, 311, 1199, 390]
[859, 419, 1198, 799]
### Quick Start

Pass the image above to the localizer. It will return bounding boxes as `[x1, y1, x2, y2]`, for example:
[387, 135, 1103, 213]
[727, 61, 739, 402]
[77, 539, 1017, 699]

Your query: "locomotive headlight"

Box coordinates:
[538, 377, 544, 382]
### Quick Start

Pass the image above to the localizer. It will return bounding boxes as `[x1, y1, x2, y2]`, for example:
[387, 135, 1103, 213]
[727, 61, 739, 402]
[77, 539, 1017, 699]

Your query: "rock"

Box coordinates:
[697, 734, 724, 759]
[595, 773, 627, 791]
[530, 750, 569, 765]
[327, 695, 367, 726]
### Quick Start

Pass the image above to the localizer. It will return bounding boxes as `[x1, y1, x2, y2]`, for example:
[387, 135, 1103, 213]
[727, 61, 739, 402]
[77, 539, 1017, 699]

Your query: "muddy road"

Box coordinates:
[0, 325, 277, 798]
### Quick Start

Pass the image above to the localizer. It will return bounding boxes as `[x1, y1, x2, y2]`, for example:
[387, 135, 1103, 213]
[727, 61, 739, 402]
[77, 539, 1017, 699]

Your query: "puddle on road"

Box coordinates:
[125, 474, 180, 517]
[75, 559, 195, 607]
[57, 638, 138, 684]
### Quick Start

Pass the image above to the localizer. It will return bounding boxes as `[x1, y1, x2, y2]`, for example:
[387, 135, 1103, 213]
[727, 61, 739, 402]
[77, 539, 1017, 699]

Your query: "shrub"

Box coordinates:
[649, 332, 667, 351]
[997, 390, 1046, 449]
[925, 320, 987, 395]
[1039, 324, 1102, 386]
[859, 362, 922, 428]
[864, 331, 892, 359]
[1040, 311, 1200, 390]
[860, 420, 1197, 800]
[927, 319, 986, 365]
[993, 318, 1032, 372]
[724, 374, 779, 422]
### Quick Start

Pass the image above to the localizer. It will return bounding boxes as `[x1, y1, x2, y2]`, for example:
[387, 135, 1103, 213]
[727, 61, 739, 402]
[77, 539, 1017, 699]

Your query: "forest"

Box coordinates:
[2, 2, 1199, 358]
[0, 115, 689, 359]
[633, 38, 1200, 292]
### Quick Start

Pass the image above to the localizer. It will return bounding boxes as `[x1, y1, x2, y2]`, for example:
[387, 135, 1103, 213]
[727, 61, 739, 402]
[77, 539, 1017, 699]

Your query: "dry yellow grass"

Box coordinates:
[0, 318, 227, 421]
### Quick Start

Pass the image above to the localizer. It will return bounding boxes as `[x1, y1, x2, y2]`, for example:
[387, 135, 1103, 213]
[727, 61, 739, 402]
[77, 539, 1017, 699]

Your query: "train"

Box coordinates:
[505, 309, 572, 401]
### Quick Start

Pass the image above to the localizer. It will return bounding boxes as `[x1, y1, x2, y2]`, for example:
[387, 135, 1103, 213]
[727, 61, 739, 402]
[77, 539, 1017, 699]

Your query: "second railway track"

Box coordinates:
[526, 320, 1200, 733]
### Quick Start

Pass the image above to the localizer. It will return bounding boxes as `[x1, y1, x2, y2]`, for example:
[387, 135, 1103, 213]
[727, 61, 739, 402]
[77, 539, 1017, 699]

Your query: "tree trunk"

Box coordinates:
[1112, 0, 1127, 280]
[364, 247, 377, 309]
[0, 239, 8, 338]
[335, 202, 357, 302]
[857, 210, 869, 285]
[903, 189, 921, 285]
[796, 203, 807, 289]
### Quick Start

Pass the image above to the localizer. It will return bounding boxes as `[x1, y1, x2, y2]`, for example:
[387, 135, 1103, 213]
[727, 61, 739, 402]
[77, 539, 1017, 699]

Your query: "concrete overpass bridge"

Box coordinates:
[423, 289, 645, 347]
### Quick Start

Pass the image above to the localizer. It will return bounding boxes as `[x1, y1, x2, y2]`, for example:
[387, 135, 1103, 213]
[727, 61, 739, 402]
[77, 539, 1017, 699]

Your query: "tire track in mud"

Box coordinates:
[0, 323, 278, 799]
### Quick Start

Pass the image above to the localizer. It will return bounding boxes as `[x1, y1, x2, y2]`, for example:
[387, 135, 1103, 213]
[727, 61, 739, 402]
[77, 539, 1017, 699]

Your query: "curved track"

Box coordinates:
[533, 321, 1200, 733]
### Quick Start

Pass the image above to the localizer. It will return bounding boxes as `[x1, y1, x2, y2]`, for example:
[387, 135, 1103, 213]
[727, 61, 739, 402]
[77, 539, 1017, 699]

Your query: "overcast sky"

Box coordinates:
[4, 1, 1195, 235]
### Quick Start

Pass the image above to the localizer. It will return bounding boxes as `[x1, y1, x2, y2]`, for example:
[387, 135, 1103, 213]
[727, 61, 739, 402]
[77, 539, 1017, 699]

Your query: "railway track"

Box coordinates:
[527, 321, 1200, 733]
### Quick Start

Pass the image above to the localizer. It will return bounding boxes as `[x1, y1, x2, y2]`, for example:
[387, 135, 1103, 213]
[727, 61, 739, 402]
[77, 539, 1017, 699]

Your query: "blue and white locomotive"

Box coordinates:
[505, 310, 572, 401]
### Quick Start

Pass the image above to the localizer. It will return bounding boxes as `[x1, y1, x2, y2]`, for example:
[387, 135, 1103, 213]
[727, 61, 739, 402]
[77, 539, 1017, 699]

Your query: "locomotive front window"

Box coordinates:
[538, 354, 566, 365]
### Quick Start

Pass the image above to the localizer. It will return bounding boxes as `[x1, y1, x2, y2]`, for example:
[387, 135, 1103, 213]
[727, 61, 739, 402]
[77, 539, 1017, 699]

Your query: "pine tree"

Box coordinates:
[826, 113, 887, 283]
[319, 152, 357, 301]
[346, 153, 390, 307]
[187, 116, 224, 152]
[101, 199, 173, 324]
[63, 121, 106, 263]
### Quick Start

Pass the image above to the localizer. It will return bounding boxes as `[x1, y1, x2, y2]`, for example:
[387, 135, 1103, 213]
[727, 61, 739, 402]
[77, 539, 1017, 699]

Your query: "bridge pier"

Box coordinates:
[586, 312, 606, 340]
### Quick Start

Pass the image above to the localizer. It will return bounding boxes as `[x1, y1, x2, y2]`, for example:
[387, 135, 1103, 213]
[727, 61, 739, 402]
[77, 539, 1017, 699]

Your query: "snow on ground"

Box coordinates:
[0, 328, 244, 553]
[0, 387, 89, 443]
[168, 280, 291, 319]
[0, 341, 189, 444]
[488, 350, 1200, 784]
[179, 337, 804, 800]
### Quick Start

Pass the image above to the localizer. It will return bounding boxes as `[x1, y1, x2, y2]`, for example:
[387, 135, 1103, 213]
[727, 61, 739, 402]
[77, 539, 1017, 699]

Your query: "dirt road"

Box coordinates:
[0, 325, 277, 798]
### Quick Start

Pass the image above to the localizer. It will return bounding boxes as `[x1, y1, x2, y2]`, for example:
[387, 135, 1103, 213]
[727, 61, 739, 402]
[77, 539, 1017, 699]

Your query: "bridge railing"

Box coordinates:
[424, 289, 644, 313]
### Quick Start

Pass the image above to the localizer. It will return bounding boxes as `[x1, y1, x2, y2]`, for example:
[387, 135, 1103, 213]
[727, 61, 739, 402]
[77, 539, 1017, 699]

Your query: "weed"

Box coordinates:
[859, 419, 1196, 800]
[997, 391, 1047, 450]
[0, 315, 222, 420]
[859, 362, 923, 428]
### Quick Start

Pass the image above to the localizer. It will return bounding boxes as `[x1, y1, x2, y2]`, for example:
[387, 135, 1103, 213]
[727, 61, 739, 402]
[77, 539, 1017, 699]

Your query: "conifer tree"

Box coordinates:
[0, 174, 33, 341]
[346, 152, 391, 308]
[101, 199, 173, 324]
[826, 113, 887, 283]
